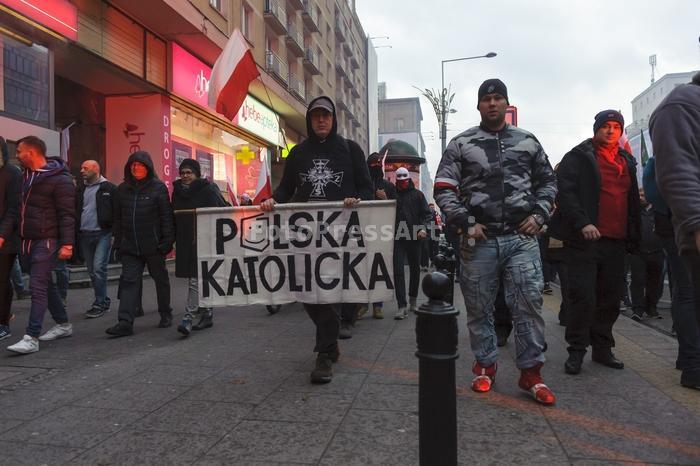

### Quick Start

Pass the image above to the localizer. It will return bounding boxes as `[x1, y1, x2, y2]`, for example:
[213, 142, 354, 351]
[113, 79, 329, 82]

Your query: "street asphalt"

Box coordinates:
[0, 271, 698, 465]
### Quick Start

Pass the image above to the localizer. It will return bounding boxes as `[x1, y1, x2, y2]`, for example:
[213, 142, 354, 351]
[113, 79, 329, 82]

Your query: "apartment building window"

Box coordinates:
[241, 2, 252, 39]
[395, 118, 405, 131]
[209, 0, 222, 11]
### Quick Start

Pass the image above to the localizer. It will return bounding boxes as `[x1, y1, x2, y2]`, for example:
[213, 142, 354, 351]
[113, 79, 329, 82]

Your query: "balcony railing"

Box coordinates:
[301, 0, 320, 33]
[266, 50, 289, 84]
[335, 90, 349, 111]
[303, 48, 321, 75]
[335, 58, 348, 79]
[287, 0, 303, 10]
[350, 54, 359, 69]
[285, 23, 304, 57]
[334, 17, 346, 42]
[288, 72, 305, 101]
[264, 0, 287, 35]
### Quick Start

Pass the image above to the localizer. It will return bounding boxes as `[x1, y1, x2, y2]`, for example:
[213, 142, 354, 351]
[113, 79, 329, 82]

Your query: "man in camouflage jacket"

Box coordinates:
[434, 79, 558, 405]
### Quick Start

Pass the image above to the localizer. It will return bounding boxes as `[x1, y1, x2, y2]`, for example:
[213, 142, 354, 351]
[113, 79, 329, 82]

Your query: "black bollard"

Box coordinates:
[432, 245, 458, 304]
[415, 271, 459, 466]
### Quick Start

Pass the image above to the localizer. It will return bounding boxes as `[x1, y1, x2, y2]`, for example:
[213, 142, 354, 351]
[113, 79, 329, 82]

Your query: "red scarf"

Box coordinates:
[595, 144, 625, 176]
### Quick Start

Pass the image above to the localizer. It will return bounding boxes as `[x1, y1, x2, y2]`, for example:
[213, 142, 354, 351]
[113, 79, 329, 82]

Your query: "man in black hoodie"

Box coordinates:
[0, 136, 20, 341]
[261, 96, 373, 384]
[106, 151, 175, 337]
[6, 136, 75, 354]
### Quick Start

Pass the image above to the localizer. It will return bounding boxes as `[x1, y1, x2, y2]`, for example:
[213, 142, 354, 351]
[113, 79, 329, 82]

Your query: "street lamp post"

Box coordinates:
[440, 52, 497, 153]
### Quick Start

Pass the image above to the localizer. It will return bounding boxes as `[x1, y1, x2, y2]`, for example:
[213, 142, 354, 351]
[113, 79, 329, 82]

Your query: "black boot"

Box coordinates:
[565, 351, 585, 375]
[157, 313, 173, 328]
[193, 308, 213, 330]
[310, 352, 333, 383]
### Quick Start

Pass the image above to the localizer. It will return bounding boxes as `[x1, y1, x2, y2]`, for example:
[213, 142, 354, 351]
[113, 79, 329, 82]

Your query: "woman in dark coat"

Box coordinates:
[172, 159, 227, 335]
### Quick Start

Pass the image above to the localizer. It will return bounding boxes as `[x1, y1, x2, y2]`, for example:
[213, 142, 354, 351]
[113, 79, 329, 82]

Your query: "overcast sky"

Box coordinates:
[355, 0, 700, 176]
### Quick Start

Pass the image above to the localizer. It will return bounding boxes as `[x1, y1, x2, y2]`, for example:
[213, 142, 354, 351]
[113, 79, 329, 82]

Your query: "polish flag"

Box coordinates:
[208, 29, 260, 120]
[253, 151, 272, 205]
[226, 177, 238, 206]
[619, 129, 632, 154]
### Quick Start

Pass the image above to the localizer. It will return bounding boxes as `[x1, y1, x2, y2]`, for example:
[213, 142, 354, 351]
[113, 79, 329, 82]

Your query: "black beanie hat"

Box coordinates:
[179, 158, 201, 178]
[593, 110, 625, 134]
[367, 152, 382, 164]
[477, 79, 509, 107]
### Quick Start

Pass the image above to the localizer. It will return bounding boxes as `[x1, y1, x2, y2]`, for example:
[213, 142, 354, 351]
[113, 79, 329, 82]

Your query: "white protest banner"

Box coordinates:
[196, 200, 396, 307]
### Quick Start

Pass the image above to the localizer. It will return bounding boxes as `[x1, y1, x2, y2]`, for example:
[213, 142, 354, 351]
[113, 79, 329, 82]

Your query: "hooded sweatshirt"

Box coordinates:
[114, 151, 174, 256]
[273, 96, 373, 203]
[19, 156, 75, 246]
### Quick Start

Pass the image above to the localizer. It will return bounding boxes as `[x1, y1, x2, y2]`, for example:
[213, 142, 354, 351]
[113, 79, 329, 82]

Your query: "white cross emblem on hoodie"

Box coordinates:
[300, 159, 344, 198]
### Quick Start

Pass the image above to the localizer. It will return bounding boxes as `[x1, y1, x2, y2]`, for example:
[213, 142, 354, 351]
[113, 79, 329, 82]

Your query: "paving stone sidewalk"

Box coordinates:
[0, 273, 698, 465]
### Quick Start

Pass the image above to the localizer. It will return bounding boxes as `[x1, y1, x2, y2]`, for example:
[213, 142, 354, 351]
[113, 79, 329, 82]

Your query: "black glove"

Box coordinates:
[446, 211, 472, 235]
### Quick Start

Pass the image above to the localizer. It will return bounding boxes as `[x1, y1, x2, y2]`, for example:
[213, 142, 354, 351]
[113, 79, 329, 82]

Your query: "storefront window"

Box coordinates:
[170, 104, 267, 201]
[0, 34, 50, 126]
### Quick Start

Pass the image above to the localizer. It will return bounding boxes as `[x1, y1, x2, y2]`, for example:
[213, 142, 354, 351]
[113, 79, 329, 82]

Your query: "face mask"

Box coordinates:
[131, 163, 148, 180]
[396, 179, 409, 190]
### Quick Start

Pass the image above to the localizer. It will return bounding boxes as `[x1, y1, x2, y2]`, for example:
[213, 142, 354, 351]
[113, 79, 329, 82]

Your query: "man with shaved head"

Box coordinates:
[76, 159, 117, 318]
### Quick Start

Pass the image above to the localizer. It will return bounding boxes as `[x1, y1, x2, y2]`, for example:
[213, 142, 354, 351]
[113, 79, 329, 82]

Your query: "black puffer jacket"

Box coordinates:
[549, 139, 641, 251]
[172, 178, 228, 277]
[20, 157, 75, 246]
[114, 151, 174, 257]
[0, 139, 20, 254]
[396, 179, 432, 238]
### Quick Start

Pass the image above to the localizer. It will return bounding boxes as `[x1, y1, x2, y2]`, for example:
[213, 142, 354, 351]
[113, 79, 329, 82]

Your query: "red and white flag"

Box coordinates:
[226, 177, 238, 206]
[208, 29, 260, 120]
[253, 151, 272, 205]
[619, 129, 632, 154]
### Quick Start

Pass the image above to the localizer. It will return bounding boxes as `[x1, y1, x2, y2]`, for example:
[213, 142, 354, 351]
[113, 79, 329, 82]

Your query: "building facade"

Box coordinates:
[626, 70, 698, 176]
[0, 0, 371, 200]
[377, 91, 432, 200]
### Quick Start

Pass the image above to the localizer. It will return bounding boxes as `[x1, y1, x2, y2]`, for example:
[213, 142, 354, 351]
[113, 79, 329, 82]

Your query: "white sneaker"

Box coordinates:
[394, 307, 408, 320]
[7, 335, 39, 354]
[38, 323, 73, 341]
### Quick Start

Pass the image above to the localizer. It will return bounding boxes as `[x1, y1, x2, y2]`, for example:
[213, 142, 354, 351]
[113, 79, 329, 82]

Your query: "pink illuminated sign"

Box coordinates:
[0, 0, 78, 40]
[171, 43, 212, 109]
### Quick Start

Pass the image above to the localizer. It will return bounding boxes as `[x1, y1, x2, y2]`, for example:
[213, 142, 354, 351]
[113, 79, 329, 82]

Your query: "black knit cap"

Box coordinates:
[178, 158, 201, 178]
[593, 110, 624, 134]
[477, 78, 509, 107]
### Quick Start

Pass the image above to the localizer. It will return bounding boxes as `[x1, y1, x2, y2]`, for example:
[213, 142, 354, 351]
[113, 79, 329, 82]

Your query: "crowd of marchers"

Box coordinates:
[0, 74, 698, 404]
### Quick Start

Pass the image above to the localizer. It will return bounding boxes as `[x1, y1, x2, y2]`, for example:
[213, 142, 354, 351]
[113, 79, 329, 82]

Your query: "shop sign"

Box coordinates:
[171, 43, 211, 109]
[171, 43, 280, 146]
[105, 94, 173, 192]
[0, 0, 78, 41]
[233, 95, 280, 146]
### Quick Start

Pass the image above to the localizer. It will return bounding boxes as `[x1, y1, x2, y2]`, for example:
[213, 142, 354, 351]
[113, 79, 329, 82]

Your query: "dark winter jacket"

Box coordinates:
[0, 141, 20, 254]
[642, 157, 674, 239]
[434, 123, 557, 235]
[20, 157, 75, 246]
[172, 178, 228, 277]
[273, 96, 374, 203]
[114, 151, 174, 257]
[396, 179, 432, 239]
[76, 178, 118, 232]
[549, 139, 641, 251]
[371, 177, 397, 201]
[650, 76, 700, 253]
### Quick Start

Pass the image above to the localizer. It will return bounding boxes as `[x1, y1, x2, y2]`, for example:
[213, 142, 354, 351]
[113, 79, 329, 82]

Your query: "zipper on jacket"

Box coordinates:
[496, 132, 506, 232]
[132, 192, 140, 255]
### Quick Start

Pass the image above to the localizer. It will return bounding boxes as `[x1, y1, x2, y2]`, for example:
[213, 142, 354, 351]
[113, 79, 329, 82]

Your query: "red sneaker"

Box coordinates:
[518, 363, 555, 405]
[471, 361, 497, 393]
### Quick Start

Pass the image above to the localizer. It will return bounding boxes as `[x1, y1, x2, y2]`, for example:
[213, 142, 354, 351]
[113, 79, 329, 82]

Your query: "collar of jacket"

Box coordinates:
[572, 138, 637, 190]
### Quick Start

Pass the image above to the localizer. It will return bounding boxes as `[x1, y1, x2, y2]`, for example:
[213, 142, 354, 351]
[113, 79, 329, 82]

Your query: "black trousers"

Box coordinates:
[394, 239, 421, 308]
[565, 239, 627, 353]
[340, 302, 358, 324]
[629, 252, 664, 315]
[681, 251, 700, 330]
[117, 253, 171, 324]
[304, 303, 340, 353]
[547, 247, 570, 324]
[0, 253, 16, 326]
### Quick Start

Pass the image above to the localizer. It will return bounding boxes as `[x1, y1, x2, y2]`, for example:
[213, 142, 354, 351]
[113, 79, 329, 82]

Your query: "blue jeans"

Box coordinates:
[80, 230, 112, 311]
[458, 234, 546, 369]
[10, 255, 24, 292]
[25, 239, 68, 337]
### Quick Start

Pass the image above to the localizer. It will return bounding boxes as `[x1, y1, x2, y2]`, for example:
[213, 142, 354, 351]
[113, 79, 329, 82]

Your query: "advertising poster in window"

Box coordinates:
[196, 149, 213, 180]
